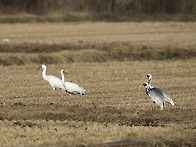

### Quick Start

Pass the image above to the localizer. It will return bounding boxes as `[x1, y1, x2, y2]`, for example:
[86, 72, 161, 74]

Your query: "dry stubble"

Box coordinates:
[0, 59, 196, 146]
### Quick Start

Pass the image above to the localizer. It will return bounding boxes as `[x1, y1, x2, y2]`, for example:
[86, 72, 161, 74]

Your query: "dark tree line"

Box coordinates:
[0, 0, 195, 18]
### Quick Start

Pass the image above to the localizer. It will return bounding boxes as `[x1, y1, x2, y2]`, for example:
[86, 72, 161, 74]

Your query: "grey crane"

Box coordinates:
[146, 74, 175, 108]
[143, 82, 175, 110]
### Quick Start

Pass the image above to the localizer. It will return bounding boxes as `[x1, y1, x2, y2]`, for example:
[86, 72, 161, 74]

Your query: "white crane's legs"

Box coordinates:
[52, 90, 58, 106]
[69, 94, 73, 105]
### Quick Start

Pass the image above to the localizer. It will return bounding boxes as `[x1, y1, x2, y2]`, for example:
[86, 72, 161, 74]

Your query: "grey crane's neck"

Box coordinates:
[147, 78, 151, 85]
[146, 84, 153, 95]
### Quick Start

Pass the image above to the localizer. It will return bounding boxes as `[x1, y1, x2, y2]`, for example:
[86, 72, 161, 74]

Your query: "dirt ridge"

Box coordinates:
[0, 44, 196, 66]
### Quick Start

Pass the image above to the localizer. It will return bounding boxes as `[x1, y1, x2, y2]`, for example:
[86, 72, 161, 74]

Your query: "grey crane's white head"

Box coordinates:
[147, 74, 152, 80]
[143, 82, 148, 88]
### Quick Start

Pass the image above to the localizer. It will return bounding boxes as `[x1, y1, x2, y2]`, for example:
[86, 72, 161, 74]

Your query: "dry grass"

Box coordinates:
[0, 22, 195, 46]
[0, 59, 196, 146]
[0, 22, 196, 66]
[0, 22, 196, 146]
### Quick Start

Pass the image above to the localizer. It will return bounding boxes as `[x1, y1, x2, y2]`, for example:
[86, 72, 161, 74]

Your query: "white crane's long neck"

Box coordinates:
[42, 67, 47, 81]
[61, 71, 65, 82]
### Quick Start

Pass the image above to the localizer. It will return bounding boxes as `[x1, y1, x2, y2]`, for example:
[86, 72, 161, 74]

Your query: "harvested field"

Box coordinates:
[0, 22, 196, 146]
[0, 22, 196, 66]
[0, 60, 196, 146]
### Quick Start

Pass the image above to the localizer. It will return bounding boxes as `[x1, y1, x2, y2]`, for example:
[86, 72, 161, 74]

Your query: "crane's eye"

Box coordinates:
[143, 83, 147, 86]
[147, 75, 150, 78]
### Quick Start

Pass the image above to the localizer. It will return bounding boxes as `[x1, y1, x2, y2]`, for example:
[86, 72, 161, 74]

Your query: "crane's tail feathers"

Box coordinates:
[165, 96, 175, 106]
[80, 87, 85, 95]
[166, 98, 175, 106]
[170, 100, 175, 106]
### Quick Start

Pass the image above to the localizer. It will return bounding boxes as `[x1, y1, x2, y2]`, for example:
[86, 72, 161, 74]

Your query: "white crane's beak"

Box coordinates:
[63, 71, 68, 74]
[36, 67, 41, 71]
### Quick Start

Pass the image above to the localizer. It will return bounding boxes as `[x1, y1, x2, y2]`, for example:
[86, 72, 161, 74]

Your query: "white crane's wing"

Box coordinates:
[47, 75, 65, 90]
[64, 82, 85, 95]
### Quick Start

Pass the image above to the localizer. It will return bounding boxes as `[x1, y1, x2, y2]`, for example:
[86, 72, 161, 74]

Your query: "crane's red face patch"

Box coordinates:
[143, 83, 147, 86]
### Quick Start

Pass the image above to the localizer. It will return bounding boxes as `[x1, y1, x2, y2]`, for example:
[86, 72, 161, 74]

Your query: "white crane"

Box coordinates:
[38, 65, 66, 105]
[61, 70, 85, 96]
[146, 74, 175, 107]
